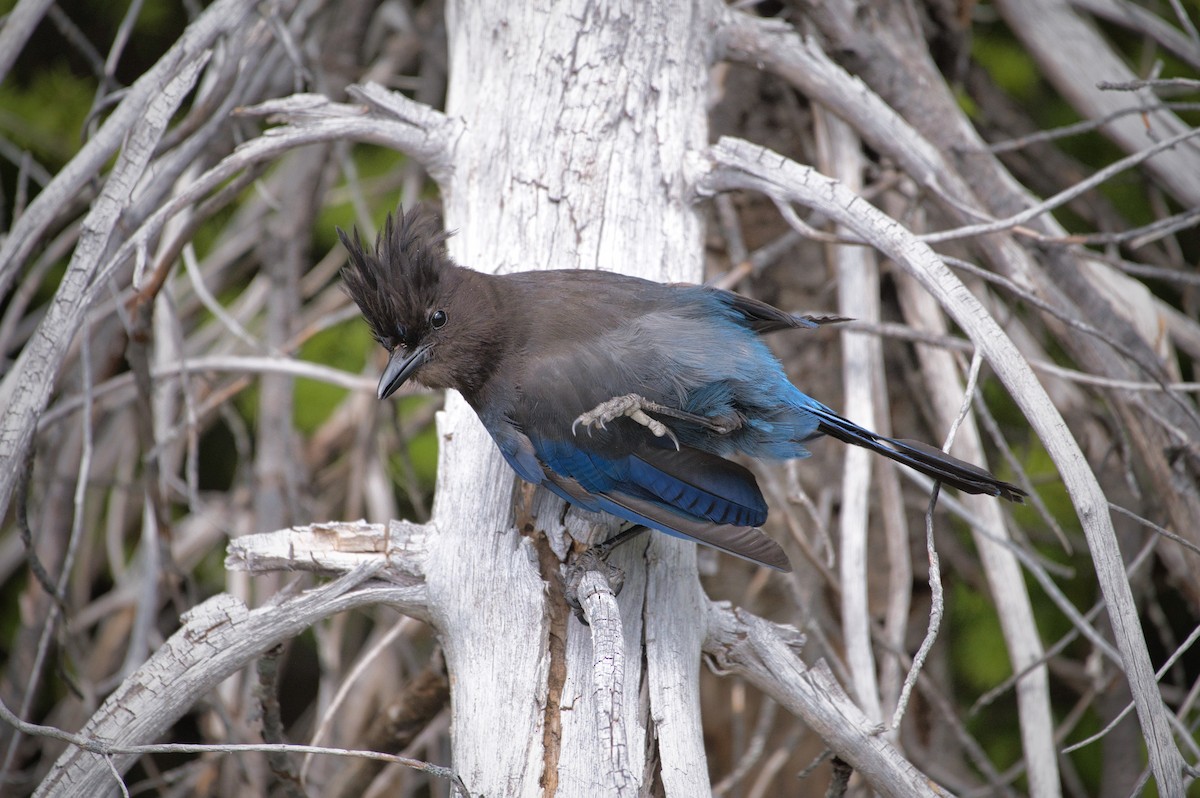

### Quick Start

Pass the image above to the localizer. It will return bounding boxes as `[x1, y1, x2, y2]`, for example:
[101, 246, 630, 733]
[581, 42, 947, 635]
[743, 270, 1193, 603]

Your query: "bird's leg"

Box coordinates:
[591, 524, 650, 559]
[563, 526, 647, 624]
[572, 393, 742, 447]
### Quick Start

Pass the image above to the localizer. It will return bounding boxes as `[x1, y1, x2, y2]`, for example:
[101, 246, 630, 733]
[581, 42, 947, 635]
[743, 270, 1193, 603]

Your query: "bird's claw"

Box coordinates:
[572, 394, 681, 450]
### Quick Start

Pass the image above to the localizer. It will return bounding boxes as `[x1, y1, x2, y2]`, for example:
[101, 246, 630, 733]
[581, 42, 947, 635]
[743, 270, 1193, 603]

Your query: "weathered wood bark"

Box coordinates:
[428, 2, 714, 792]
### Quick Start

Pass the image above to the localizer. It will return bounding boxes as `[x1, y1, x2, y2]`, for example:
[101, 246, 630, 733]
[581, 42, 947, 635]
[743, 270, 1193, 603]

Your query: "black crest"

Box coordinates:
[338, 207, 453, 347]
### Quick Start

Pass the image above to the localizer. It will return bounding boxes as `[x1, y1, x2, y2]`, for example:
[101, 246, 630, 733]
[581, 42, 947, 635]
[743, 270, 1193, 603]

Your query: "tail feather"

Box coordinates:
[814, 412, 1026, 503]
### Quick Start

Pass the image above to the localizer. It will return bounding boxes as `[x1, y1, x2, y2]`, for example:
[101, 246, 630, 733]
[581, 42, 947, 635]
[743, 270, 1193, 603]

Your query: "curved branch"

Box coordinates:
[237, 83, 459, 184]
[35, 562, 428, 797]
[995, 0, 1200, 208]
[0, 0, 259, 299]
[695, 135, 1186, 795]
[704, 603, 946, 798]
[0, 51, 211, 526]
[0, 86, 457, 524]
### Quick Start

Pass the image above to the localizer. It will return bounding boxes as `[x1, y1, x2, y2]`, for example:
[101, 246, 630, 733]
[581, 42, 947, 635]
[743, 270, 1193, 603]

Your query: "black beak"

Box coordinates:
[378, 343, 431, 400]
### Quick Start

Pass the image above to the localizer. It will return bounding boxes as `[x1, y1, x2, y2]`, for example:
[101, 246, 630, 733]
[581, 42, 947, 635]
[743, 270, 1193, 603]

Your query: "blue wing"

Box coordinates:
[486, 414, 789, 570]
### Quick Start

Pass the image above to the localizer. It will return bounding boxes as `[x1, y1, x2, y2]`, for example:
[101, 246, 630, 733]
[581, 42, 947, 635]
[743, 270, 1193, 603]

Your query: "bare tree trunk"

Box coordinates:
[427, 1, 713, 792]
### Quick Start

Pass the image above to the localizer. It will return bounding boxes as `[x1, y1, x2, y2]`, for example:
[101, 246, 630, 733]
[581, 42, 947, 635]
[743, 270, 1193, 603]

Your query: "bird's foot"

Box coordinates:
[572, 394, 744, 443]
[563, 526, 647, 625]
[572, 393, 682, 449]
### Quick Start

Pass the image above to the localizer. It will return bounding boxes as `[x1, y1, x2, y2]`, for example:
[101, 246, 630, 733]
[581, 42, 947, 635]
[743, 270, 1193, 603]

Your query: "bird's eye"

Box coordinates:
[430, 309, 447, 329]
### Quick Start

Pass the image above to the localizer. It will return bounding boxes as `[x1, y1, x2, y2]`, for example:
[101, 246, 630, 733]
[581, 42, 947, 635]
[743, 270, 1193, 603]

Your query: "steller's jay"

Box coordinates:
[339, 208, 1024, 572]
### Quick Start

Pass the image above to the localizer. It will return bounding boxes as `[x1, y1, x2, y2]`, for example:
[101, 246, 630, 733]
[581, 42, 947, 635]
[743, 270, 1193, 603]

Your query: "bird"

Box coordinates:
[339, 208, 1025, 572]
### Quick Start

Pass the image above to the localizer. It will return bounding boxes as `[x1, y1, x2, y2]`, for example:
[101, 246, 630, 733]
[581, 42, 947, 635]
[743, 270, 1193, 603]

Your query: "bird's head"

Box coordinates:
[339, 208, 500, 400]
